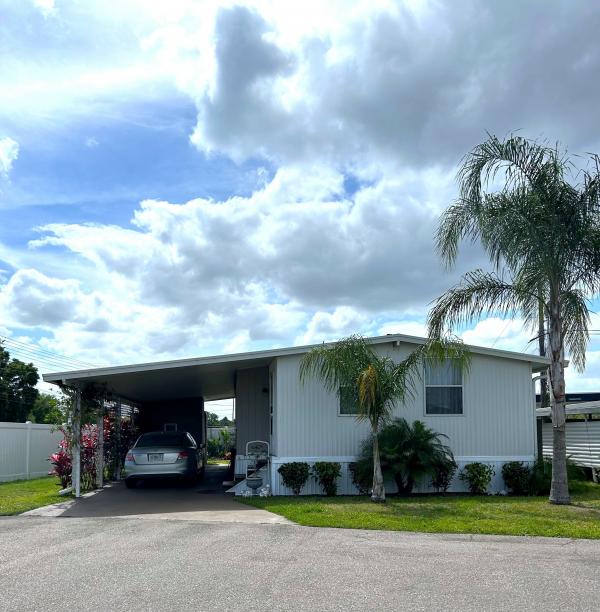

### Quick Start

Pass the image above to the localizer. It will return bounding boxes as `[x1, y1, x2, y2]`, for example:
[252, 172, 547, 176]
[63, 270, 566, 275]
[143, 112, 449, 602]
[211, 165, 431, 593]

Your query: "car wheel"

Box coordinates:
[125, 478, 137, 489]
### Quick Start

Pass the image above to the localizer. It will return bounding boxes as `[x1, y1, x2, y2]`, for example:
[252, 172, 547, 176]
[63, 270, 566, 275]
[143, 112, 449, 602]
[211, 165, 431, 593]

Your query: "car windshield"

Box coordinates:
[135, 433, 189, 447]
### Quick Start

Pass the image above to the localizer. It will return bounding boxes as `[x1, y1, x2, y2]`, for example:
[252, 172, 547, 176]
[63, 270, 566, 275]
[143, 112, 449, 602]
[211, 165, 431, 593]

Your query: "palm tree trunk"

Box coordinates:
[538, 293, 549, 407]
[548, 293, 570, 504]
[371, 429, 385, 503]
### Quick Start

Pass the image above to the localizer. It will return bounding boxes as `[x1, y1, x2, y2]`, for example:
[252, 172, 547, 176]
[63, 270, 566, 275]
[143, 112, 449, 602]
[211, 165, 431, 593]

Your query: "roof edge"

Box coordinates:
[42, 333, 550, 384]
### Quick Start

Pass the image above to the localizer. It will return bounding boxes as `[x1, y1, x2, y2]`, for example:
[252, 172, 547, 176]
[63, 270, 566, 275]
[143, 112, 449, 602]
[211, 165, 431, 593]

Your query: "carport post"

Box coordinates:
[113, 399, 122, 481]
[72, 388, 82, 498]
[95, 404, 104, 489]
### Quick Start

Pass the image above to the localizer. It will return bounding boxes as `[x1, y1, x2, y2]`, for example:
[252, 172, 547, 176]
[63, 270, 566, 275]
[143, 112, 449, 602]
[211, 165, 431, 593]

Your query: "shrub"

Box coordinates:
[430, 458, 457, 493]
[529, 458, 586, 496]
[278, 462, 310, 495]
[502, 461, 531, 495]
[349, 462, 370, 495]
[355, 418, 456, 495]
[460, 462, 495, 495]
[207, 438, 221, 458]
[48, 438, 72, 489]
[312, 462, 342, 496]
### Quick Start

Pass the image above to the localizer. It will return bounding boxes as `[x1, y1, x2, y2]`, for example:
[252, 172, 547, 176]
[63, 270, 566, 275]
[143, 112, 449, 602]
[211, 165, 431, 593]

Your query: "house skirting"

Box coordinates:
[267, 456, 535, 496]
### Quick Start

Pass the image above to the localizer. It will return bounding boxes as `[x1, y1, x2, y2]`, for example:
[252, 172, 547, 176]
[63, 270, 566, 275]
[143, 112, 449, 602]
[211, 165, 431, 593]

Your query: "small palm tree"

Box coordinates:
[356, 418, 456, 495]
[300, 335, 469, 502]
[428, 134, 600, 504]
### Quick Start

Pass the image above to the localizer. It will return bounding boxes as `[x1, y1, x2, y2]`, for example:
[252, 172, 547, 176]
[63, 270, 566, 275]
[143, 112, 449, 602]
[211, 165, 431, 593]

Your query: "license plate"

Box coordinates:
[148, 453, 163, 463]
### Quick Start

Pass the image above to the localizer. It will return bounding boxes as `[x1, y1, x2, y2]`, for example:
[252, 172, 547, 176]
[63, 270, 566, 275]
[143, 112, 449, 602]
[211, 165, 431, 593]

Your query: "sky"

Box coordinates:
[2, 0, 600, 412]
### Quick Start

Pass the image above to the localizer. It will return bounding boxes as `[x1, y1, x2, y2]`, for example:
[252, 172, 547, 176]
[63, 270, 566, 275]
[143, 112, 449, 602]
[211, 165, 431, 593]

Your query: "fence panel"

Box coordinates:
[0, 422, 62, 482]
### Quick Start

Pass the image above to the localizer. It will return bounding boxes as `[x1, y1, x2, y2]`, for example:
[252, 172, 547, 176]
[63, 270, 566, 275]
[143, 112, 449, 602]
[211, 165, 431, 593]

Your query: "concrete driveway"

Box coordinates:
[2, 515, 599, 611]
[23, 464, 288, 524]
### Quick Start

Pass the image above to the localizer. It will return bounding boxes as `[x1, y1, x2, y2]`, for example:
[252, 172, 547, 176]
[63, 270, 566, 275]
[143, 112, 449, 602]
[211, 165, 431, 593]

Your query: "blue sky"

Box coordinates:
[2, 0, 600, 401]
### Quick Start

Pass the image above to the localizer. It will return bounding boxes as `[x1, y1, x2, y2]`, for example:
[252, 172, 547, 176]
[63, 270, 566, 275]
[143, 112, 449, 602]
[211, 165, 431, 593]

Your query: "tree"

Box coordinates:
[0, 343, 39, 422]
[355, 418, 456, 495]
[300, 335, 469, 502]
[206, 412, 220, 426]
[28, 392, 66, 424]
[428, 134, 600, 504]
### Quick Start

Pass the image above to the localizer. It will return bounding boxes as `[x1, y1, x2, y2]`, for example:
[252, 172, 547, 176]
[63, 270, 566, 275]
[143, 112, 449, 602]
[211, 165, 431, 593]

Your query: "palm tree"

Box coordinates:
[428, 134, 600, 504]
[356, 418, 456, 496]
[299, 335, 469, 502]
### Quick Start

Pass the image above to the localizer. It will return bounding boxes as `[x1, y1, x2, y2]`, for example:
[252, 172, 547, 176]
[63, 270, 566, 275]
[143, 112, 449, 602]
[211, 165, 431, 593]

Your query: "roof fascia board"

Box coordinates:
[43, 333, 550, 384]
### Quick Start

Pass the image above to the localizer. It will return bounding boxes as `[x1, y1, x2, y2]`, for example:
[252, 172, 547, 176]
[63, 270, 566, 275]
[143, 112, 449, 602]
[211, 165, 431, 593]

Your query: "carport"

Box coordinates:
[43, 349, 275, 498]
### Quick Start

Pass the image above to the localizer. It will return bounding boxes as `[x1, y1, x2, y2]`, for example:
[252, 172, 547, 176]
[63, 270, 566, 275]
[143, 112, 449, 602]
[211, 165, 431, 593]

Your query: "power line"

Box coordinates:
[0, 345, 93, 372]
[0, 335, 99, 368]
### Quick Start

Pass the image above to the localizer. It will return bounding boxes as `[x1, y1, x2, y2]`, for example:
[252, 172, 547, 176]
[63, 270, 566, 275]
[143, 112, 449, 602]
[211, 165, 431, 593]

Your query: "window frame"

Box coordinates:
[423, 360, 465, 417]
[337, 385, 360, 417]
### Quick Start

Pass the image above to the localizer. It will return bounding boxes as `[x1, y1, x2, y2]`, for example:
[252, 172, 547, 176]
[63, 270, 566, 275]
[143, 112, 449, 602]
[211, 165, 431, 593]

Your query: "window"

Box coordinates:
[339, 386, 359, 415]
[135, 432, 189, 447]
[425, 361, 463, 415]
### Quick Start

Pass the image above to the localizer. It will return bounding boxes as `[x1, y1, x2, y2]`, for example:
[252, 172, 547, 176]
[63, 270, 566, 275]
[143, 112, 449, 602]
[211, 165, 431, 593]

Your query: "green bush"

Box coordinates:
[278, 462, 310, 495]
[312, 462, 342, 496]
[529, 458, 586, 496]
[348, 462, 370, 495]
[356, 418, 456, 495]
[460, 462, 495, 495]
[502, 461, 531, 495]
[206, 438, 221, 458]
[430, 458, 457, 493]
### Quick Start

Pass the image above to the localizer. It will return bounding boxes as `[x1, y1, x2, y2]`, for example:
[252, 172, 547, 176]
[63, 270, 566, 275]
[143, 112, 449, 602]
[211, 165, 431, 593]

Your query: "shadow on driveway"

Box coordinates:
[26, 465, 289, 524]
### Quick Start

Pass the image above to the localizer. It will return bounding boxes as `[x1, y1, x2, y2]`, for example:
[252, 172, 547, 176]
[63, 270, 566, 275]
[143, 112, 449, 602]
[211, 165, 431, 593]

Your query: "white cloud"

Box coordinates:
[296, 307, 370, 345]
[0, 137, 19, 178]
[33, 0, 56, 18]
[461, 318, 535, 354]
[4, 165, 475, 367]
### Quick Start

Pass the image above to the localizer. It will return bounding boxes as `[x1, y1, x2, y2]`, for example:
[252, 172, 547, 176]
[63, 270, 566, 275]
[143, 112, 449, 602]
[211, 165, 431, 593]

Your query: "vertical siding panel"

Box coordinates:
[275, 343, 536, 460]
[235, 367, 270, 452]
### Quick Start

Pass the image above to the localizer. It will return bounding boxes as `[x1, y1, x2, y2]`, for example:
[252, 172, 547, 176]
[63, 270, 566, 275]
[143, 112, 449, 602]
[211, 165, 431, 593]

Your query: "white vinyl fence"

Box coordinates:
[542, 420, 600, 468]
[0, 422, 63, 482]
[207, 426, 236, 441]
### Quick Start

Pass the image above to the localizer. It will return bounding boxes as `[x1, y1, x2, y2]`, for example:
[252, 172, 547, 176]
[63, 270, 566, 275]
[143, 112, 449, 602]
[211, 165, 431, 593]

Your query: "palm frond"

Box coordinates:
[560, 289, 591, 372]
[427, 270, 539, 339]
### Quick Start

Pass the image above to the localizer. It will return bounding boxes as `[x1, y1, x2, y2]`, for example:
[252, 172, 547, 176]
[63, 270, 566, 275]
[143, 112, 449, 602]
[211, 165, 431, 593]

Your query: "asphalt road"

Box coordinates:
[1, 516, 599, 612]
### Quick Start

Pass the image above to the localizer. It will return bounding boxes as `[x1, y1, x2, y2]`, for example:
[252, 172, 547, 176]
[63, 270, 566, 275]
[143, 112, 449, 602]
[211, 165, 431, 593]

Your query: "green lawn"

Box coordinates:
[0, 477, 65, 516]
[240, 481, 600, 539]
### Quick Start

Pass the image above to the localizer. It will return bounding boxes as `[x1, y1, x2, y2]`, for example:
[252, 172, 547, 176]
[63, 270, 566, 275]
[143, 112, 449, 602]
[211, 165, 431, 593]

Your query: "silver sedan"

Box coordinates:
[123, 431, 203, 488]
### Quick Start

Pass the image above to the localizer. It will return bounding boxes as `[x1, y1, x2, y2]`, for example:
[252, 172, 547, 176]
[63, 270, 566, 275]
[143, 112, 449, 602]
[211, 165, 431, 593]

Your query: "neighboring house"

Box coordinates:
[536, 395, 600, 473]
[43, 334, 548, 495]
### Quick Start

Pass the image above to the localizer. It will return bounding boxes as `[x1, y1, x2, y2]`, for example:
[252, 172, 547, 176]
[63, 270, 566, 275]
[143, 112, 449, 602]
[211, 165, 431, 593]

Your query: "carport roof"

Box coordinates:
[43, 333, 550, 403]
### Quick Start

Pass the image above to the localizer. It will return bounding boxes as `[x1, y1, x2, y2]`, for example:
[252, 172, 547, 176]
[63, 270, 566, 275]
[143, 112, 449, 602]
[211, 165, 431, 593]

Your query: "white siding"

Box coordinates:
[274, 341, 536, 461]
[542, 420, 600, 468]
[0, 422, 63, 482]
[235, 366, 270, 454]
[269, 360, 277, 455]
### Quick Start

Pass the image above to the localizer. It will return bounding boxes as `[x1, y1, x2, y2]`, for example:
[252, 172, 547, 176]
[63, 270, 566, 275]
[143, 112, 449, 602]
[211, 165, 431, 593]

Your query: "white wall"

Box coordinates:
[272, 340, 536, 492]
[0, 422, 62, 482]
[542, 420, 600, 468]
[235, 366, 270, 453]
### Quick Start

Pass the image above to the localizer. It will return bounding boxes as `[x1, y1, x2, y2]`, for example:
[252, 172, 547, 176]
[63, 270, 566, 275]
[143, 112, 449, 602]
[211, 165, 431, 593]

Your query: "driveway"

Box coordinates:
[23, 464, 288, 524]
[1, 516, 599, 611]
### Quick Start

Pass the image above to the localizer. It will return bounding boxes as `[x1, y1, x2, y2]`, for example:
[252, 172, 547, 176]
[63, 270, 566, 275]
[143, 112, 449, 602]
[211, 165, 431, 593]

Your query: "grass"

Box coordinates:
[207, 458, 230, 465]
[240, 481, 600, 539]
[0, 477, 65, 516]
